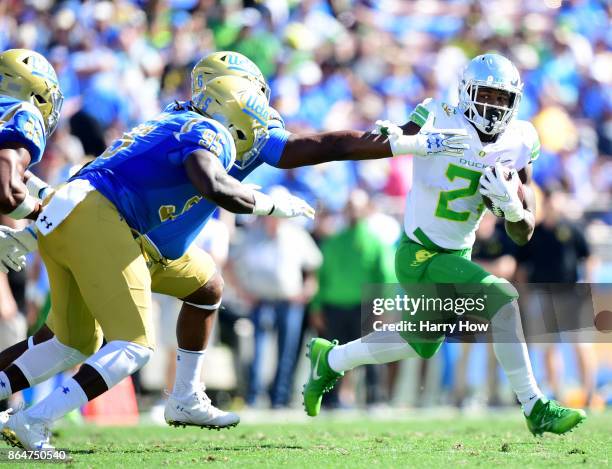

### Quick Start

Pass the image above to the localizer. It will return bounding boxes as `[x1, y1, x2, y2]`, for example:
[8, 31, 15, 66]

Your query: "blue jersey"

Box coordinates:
[146, 113, 290, 260]
[74, 102, 236, 235]
[0, 95, 46, 166]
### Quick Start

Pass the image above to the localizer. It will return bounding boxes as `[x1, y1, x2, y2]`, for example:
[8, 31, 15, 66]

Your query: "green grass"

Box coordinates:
[6, 411, 611, 468]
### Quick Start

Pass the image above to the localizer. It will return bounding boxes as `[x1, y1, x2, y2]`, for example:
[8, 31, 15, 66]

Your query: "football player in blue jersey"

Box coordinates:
[0, 73, 318, 450]
[0, 52, 468, 438]
[0, 49, 63, 272]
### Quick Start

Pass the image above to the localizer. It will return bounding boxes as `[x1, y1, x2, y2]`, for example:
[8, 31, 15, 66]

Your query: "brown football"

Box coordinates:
[481, 166, 525, 218]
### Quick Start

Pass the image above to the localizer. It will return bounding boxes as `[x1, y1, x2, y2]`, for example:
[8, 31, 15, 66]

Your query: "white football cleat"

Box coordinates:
[0, 409, 53, 450]
[164, 385, 240, 430]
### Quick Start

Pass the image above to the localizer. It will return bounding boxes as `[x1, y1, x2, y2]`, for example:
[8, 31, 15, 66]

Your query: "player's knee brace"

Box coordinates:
[14, 337, 87, 385]
[84, 340, 152, 389]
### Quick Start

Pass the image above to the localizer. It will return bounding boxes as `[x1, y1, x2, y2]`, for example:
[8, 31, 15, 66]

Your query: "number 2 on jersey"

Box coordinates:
[435, 164, 482, 222]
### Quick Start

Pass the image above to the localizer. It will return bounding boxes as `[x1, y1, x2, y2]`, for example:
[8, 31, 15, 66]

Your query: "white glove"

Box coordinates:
[0, 226, 37, 273]
[479, 162, 525, 223]
[252, 190, 315, 219]
[374, 120, 403, 138]
[375, 121, 470, 157]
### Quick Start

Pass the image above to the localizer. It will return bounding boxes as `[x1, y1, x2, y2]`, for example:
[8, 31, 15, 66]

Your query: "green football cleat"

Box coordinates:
[302, 338, 343, 417]
[525, 398, 586, 436]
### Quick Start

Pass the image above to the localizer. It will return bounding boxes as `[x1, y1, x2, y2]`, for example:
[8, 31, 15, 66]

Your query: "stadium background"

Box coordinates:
[0, 0, 610, 422]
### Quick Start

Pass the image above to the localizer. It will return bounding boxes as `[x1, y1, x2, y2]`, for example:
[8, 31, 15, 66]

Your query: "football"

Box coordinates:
[481, 165, 525, 217]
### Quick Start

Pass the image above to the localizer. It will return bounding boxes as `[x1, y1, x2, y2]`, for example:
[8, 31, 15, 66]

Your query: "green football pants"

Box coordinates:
[394, 232, 518, 359]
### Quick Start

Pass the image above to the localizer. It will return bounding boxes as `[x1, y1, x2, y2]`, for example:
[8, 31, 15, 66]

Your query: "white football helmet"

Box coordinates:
[458, 54, 523, 136]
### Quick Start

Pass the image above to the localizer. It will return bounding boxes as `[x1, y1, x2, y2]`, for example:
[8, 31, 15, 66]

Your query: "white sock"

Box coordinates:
[327, 330, 418, 373]
[172, 348, 205, 399]
[0, 371, 12, 400]
[25, 378, 88, 424]
[491, 301, 544, 415]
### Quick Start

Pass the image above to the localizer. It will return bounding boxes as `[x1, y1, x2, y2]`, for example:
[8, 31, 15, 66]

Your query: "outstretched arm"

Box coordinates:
[276, 130, 392, 169]
[276, 120, 461, 169]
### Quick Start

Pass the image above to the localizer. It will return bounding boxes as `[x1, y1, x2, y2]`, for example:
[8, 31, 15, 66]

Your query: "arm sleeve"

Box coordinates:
[259, 127, 291, 167]
[0, 101, 46, 166]
[177, 118, 236, 170]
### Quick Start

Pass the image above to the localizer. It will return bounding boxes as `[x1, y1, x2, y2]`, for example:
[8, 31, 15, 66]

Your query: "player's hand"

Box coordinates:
[0, 228, 27, 273]
[418, 129, 470, 156]
[479, 162, 525, 223]
[379, 124, 470, 157]
[0, 226, 38, 273]
[252, 190, 315, 220]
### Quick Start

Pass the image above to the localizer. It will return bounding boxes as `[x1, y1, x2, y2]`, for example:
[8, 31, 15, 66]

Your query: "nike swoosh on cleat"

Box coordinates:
[538, 418, 556, 430]
[311, 350, 323, 381]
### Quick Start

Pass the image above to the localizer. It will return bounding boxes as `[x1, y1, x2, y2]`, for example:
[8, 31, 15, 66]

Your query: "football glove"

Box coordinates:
[374, 120, 470, 157]
[252, 190, 315, 220]
[0, 226, 37, 273]
[479, 162, 525, 223]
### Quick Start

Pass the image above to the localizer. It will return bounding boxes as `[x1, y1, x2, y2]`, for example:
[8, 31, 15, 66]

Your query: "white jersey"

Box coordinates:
[404, 98, 540, 250]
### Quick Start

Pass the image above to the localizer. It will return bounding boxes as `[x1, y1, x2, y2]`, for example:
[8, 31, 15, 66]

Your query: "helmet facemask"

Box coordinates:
[462, 83, 521, 135]
[32, 83, 63, 136]
[457, 53, 523, 136]
[191, 75, 270, 170]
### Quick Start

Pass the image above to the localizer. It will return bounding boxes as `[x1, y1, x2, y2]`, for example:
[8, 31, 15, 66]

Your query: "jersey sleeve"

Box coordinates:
[0, 100, 46, 166]
[408, 98, 436, 128]
[176, 117, 236, 170]
[514, 121, 540, 171]
[258, 106, 290, 167]
[259, 127, 290, 167]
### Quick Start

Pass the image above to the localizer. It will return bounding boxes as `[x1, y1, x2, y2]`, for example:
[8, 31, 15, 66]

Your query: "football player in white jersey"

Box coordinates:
[303, 53, 586, 436]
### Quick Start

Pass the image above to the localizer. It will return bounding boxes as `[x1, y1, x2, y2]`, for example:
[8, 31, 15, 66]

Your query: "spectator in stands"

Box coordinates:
[310, 189, 395, 408]
[517, 191, 598, 407]
[231, 187, 321, 408]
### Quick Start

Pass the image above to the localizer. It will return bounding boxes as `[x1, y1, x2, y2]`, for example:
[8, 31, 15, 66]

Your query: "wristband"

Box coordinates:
[25, 174, 51, 199]
[252, 191, 275, 216]
[7, 195, 38, 220]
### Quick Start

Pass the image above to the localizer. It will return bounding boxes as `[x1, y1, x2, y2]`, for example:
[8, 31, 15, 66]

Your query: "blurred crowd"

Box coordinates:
[0, 0, 611, 415]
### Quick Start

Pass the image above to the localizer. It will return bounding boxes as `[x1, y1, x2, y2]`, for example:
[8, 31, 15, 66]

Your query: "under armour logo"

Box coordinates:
[40, 216, 53, 229]
[177, 356, 181, 361]
[0, 381, 5, 388]
[62, 386, 70, 394]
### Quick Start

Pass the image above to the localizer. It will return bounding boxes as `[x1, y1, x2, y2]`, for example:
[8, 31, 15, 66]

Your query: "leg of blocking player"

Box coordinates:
[2, 341, 151, 450]
[163, 272, 239, 430]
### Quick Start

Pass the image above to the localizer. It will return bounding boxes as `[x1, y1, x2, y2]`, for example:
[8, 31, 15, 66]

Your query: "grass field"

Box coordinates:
[5, 411, 611, 468]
